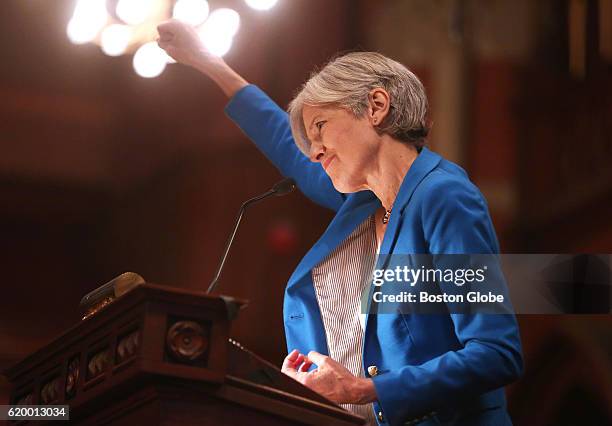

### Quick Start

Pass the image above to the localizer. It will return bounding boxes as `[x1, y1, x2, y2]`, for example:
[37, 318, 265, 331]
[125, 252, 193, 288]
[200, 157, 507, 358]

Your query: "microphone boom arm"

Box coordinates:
[206, 178, 295, 294]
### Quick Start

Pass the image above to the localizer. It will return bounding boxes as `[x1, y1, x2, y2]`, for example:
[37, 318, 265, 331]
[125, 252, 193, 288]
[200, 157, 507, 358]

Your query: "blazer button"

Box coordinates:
[367, 365, 379, 377]
[377, 411, 384, 422]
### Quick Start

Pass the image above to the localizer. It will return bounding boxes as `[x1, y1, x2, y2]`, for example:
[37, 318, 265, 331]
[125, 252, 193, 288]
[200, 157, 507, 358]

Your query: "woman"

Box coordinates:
[158, 20, 523, 426]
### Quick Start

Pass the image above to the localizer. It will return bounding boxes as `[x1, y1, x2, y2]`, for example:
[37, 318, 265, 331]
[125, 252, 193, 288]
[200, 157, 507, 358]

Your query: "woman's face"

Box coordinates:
[302, 104, 380, 193]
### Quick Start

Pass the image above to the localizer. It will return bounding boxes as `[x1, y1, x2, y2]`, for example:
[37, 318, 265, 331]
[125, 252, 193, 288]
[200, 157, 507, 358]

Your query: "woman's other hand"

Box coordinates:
[282, 349, 314, 377]
[281, 350, 377, 405]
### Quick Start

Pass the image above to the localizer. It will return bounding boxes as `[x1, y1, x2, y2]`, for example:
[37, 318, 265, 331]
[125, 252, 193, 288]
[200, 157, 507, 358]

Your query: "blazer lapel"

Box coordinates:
[378, 147, 442, 255]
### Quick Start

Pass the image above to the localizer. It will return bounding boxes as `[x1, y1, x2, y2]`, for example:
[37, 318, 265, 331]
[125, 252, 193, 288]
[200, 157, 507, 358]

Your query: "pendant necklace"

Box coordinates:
[382, 208, 392, 224]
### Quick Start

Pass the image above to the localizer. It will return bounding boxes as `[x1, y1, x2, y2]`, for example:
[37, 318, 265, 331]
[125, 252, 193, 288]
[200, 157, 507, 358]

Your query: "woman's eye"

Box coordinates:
[316, 121, 326, 131]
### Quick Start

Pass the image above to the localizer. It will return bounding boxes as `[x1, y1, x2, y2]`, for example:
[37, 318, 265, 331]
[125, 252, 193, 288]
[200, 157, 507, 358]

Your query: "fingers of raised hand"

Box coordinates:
[156, 27, 174, 43]
[157, 19, 182, 34]
[157, 31, 174, 43]
[158, 19, 200, 42]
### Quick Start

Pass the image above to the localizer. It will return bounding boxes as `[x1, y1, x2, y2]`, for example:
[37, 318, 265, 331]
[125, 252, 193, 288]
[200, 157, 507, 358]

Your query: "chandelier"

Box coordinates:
[66, 0, 279, 78]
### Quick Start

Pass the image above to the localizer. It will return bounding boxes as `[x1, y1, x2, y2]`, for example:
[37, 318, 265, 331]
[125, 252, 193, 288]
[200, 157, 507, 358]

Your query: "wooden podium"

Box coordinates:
[3, 284, 365, 425]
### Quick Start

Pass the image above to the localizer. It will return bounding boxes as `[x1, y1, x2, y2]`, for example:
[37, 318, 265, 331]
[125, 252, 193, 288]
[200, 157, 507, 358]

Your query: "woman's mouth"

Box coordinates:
[322, 155, 336, 171]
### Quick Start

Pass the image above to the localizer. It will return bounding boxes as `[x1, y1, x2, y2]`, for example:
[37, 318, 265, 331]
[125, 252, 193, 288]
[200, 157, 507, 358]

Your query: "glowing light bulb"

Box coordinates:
[173, 0, 210, 26]
[66, 0, 108, 44]
[200, 33, 233, 57]
[198, 8, 240, 57]
[245, 0, 278, 11]
[204, 8, 240, 37]
[133, 42, 167, 78]
[100, 24, 131, 56]
[116, 0, 156, 25]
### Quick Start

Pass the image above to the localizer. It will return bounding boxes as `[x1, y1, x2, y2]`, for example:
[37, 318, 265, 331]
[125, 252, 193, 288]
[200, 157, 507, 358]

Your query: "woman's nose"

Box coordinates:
[309, 143, 325, 163]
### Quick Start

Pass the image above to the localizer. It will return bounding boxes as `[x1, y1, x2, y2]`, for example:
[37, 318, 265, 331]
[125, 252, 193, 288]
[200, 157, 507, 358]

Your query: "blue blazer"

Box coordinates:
[225, 85, 523, 426]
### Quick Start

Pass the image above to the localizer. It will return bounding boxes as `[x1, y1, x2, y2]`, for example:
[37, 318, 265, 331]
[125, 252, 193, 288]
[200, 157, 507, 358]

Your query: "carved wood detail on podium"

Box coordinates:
[166, 320, 209, 363]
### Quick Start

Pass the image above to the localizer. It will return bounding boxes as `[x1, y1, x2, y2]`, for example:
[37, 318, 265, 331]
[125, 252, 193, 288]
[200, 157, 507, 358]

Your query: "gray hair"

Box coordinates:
[288, 51, 429, 155]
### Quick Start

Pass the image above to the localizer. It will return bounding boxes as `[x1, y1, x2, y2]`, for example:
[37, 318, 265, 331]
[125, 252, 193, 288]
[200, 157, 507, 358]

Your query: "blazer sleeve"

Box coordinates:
[224, 84, 345, 211]
[372, 177, 524, 425]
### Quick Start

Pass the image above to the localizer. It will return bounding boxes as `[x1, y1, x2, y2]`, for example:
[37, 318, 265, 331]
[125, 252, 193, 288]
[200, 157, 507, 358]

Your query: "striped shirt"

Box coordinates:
[311, 215, 378, 425]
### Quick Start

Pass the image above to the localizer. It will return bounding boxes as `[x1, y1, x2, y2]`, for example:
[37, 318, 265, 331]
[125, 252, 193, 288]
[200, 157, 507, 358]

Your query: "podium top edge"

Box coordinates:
[137, 283, 248, 307]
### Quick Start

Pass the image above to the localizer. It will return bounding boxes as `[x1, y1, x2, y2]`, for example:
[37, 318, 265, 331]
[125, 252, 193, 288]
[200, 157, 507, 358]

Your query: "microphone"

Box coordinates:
[207, 177, 296, 294]
[79, 272, 146, 320]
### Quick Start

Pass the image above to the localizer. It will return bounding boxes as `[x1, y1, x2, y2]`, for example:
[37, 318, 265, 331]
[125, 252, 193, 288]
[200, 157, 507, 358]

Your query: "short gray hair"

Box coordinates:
[288, 51, 429, 155]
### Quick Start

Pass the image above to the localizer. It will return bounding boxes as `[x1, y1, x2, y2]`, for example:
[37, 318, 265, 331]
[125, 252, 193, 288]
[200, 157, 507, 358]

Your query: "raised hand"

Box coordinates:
[157, 19, 218, 69]
[157, 19, 248, 98]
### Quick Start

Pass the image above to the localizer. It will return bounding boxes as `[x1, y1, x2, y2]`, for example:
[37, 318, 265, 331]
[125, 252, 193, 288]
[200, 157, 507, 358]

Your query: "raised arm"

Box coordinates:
[157, 20, 344, 211]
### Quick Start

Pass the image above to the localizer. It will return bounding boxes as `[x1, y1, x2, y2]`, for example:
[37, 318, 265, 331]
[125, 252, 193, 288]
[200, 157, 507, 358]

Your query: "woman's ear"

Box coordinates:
[368, 88, 391, 126]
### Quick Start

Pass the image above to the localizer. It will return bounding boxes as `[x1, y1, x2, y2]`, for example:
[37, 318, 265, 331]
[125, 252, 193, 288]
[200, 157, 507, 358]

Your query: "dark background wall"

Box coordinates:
[1, 1, 611, 424]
